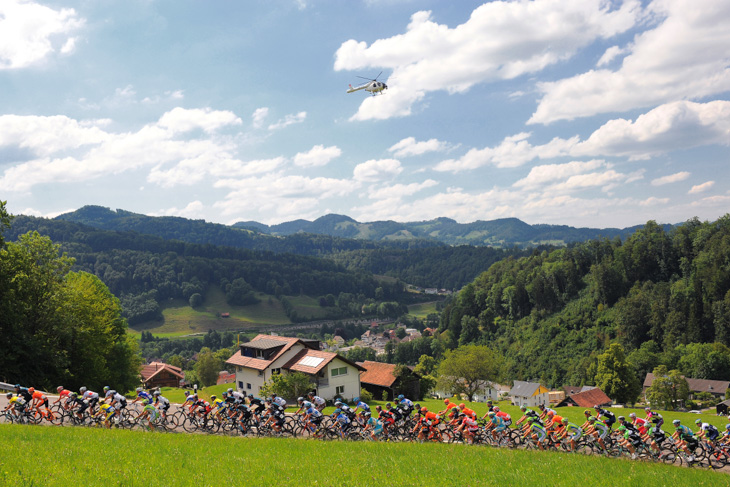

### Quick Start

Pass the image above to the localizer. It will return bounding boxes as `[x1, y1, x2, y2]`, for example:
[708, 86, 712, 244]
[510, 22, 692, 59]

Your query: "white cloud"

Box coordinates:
[0, 0, 84, 69]
[18, 207, 75, 218]
[388, 137, 450, 157]
[336, 0, 642, 120]
[573, 101, 730, 160]
[596, 45, 626, 67]
[151, 201, 205, 219]
[353, 159, 403, 182]
[651, 171, 690, 186]
[268, 111, 306, 130]
[530, 0, 730, 124]
[293, 145, 342, 167]
[0, 108, 245, 192]
[513, 160, 607, 189]
[639, 196, 670, 206]
[367, 179, 438, 200]
[689, 181, 715, 194]
[252, 107, 269, 128]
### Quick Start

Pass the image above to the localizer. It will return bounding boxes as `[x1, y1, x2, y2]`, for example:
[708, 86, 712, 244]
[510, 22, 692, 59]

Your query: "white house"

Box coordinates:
[226, 334, 364, 401]
[509, 380, 550, 407]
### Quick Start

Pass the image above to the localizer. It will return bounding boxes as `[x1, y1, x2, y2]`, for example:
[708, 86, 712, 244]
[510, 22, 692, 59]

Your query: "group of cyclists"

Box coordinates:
[5, 383, 730, 466]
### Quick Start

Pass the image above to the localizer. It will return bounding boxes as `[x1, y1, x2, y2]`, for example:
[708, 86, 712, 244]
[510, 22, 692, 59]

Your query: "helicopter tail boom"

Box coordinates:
[347, 83, 367, 93]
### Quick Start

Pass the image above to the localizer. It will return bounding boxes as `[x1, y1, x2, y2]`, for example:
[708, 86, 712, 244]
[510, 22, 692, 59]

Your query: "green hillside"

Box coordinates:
[440, 215, 730, 393]
[1, 425, 726, 486]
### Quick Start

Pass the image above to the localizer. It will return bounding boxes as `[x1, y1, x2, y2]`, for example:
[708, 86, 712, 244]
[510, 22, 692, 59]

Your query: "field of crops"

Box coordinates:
[0, 424, 726, 486]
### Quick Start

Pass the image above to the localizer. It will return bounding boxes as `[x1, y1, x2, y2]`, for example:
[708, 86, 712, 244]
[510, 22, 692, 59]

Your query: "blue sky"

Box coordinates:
[0, 0, 728, 228]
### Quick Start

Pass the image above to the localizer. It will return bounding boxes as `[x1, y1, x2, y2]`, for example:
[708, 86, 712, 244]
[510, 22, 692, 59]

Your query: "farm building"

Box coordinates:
[643, 373, 729, 401]
[509, 380, 550, 407]
[556, 387, 612, 408]
[226, 334, 364, 401]
[358, 361, 420, 401]
[140, 362, 184, 389]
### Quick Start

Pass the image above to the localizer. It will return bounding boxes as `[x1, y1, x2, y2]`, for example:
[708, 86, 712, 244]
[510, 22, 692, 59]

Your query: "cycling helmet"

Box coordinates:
[618, 416, 625, 421]
[14, 384, 20, 389]
[618, 425, 626, 432]
[493, 407, 500, 412]
[103, 386, 110, 392]
[228, 388, 233, 394]
[562, 418, 569, 424]
[520, 405, 527, 411]
[335, 401, 343, 407]
[488, 411, 495, 418]
[547, 410, 554, 417]
[414, 403, 421, 410]
[153, 391, 161, 396]
[695, 419, 702, 425]
[297, 397, 304, 403]
[222, 392, 228, 397]
[584, 409, 592, 415]
[210, 395, 216, 400]
[307, 392, 314, 397]
[459, 403, 465, 409]
[487, 400, 492, 404]
[136, 387, 142, 393]
[354, 397, 360, 402]
[443, 399, 450, 404]
[385, 403, 392, 408]
[28, 387, 35, 394]
[70, 392, 77, 398]
[79, 387, 86, 394]
[398, 394, 404, 400]
[538, 404, 545, 410]
[184, 391, 190, 397]
[364, 411, 371, 417]
[588, 417, 596, 423]
[5, 392, 11, 398]
[645, 407, 651, 412]
[421, 407, 428, 413]
[593, 405, 600, 409]
[57, 386, 63, 392]
[528, 417, 535, 423]
[375, 405, 382, 411]
[672, 419, 681, 425]
[143, 399, 150, 405]
[248, 394, 254, 399]
[629, 413, 636, 418]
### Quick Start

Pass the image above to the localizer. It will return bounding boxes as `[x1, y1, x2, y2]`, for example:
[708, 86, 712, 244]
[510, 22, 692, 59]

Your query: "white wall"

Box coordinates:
[316, 358, 361, 401]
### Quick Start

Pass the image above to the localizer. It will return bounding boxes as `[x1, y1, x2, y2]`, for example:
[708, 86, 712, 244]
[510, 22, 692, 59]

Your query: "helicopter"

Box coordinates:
[347, 72, 388, 96]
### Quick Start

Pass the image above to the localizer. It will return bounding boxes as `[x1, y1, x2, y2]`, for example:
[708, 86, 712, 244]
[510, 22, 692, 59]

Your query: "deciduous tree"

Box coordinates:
[436, 345, 502, 401]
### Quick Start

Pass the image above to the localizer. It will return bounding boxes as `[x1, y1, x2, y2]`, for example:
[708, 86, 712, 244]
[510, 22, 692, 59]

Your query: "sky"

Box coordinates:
[0, 0, 728, 228]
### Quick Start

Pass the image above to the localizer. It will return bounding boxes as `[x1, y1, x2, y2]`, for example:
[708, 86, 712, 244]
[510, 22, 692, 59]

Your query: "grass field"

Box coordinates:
[128, 288, 292, 336]
[407, 301, 439, 319]
[0, 424, 726, 486]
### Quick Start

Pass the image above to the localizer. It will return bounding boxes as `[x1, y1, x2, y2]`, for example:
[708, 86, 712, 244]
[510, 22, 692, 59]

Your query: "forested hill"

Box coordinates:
[6, 215, 407, 325]
[55, 205, 439, 255]
[439, 215, 730, 390]
[234, 213, 660, 247]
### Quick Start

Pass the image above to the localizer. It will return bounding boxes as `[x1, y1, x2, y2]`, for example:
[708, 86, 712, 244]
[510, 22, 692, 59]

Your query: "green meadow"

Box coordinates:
[407, 301, 439, 319]
[0, 424, 726, 486]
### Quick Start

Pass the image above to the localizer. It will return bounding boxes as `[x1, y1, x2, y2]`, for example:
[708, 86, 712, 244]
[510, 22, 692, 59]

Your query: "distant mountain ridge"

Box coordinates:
[53, 205, 668, 248]
[234, 214, 658, 247]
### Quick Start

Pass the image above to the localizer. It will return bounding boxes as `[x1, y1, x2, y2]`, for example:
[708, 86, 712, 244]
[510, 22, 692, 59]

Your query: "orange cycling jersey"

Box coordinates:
[32, 391, 46, 401]
[424, 411, 439, 425]
[462, 408, 476, 418]
[551, 415, 563, 426]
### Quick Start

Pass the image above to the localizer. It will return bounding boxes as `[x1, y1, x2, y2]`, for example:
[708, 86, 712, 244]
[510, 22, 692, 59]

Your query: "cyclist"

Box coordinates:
[584, 416, 609, 451]
[95, 402, 117, 429]
[524, 417, 547, 450]
[672, 419, 699, 461]
[516, 405, 542, 433]
[538, 404, 556, 421]
[153, 391, 171, 422]
[132, 387, 153, 405]
[263, 400, 286, 433]
[385, 402, 403, 424]
[270, 393, 287, 409]
[295, 397, 312, 415]
[352, 396, 371, 418]
[648, 424, 668, 457]
[493, 407, 512, 427]
[544, 410, 563, 432]
[54, 386, 73, 409]
[362, 411, 384, 441]
[458, 403, 476, 420]
[29, 388, 52, 418]
[248, 394, 266, 421]
[485, 411, 507, 442]
[616, 424, 641, 459]
[4, 392, 27, 421]
[629, 412, 648, 436]
[307, 392, 326, 412]
[594, 405, 616, 429]
[645, 407, 664, 428]
[136, 399, 159, 431]
[333, 407, 353, 439]
[108, 389, 128, 417]
[233, 402, 253, 434]
[441, 398, 460, 419]
[337, 400, 357, 421]
[414, 407, 441, 442]
[397, 394, 414, 417]
[228, 388, 245, 404]
[181, 391, 198, 411]
[695, 418, 720, 445]
[556, 417, 582, 452]
[303, 402, 324, 435]
[14, 385, 32, 406]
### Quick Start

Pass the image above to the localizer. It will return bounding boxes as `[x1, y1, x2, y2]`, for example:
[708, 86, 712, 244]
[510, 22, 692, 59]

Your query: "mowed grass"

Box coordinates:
[0, 424, 726, 486]
[408, 301, 439, 319]
[129, 287, 291, 336]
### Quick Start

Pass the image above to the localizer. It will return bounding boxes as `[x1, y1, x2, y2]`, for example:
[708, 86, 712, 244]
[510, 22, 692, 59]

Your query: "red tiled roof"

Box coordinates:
[359, 360, 398, 388]
[564, 388, 612, 408]
[217, 372, 235, 385]
[283, 349, 338, 374]
[140, 362, 183, 381]
[225, 334, 301, 370]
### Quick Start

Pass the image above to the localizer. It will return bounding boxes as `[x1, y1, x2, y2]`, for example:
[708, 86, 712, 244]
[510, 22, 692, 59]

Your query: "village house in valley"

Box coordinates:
[225, 334, 364, 400]
[509, 380, 550, 407]
[140, 362, 184, 389]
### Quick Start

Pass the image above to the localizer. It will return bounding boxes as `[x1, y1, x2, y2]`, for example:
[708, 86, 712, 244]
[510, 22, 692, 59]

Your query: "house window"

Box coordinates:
[271, 368, 281, 375]
[255, 349, 265, 358]
[258, 370, 264, 377]
[331, 366, 348, 377]
[336, 385, 345, 395]
[238, 381, 243, 389]
[247, 383, 252, 390]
